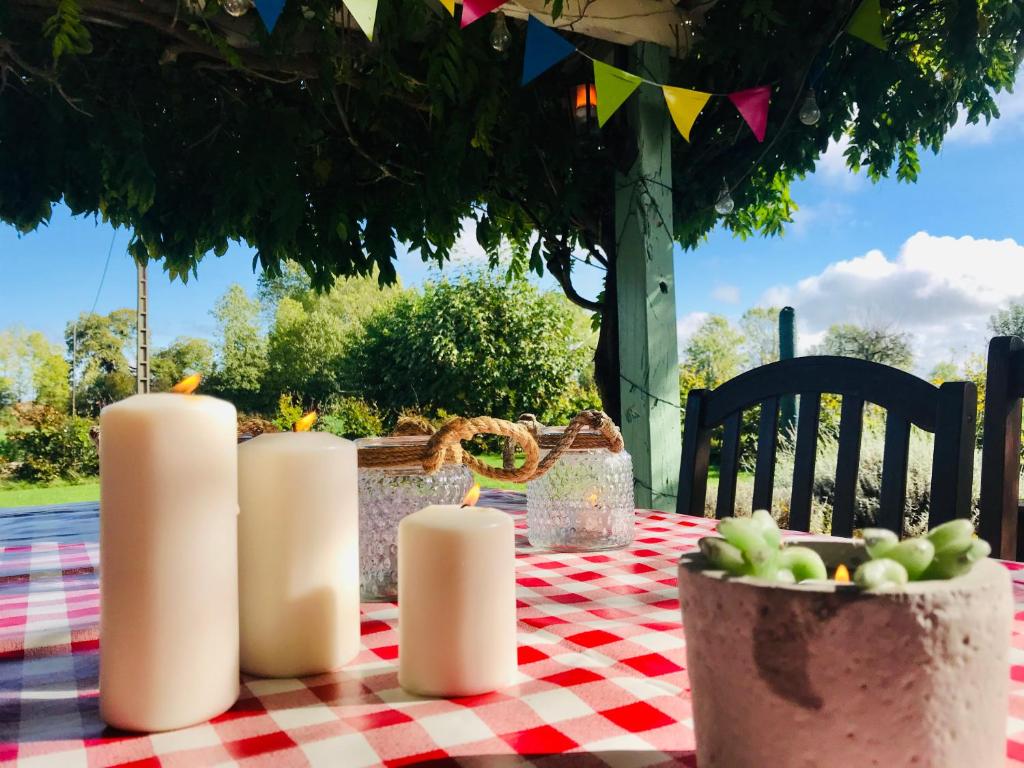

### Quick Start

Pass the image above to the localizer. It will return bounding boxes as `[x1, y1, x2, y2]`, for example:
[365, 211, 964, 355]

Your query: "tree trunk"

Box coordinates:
[594, 219, 621, 425]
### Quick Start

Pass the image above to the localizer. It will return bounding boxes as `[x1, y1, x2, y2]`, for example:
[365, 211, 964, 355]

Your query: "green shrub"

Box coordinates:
[347, 273, 596, 422]
[10, 407, 98, 483]
[272, 393, 305, 432]
[318, 396, 384, 439]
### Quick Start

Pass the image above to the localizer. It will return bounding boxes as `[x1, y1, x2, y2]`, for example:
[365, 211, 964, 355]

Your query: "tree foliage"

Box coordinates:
[989, 301, 1024, 339]
[0, 327, 69, 409]
[682, 314, 747, 389]
[811, 322, 914, 369]
[206, 284, 269, 411]
[2, 0, 1020, 407]
[349, 273, 597, 422]
[64, 309, 136, 414]
[151, 336, 214, 391]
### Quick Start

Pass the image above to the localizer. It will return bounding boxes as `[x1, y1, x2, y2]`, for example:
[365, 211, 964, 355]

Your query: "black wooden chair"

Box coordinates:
[979, 336, 1024, 559]
[677, 356, 977, 538]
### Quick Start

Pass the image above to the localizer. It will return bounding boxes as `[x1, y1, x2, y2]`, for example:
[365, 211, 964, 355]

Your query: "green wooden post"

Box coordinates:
[615, 42, 681, 511]
[779, 306, 796, 436]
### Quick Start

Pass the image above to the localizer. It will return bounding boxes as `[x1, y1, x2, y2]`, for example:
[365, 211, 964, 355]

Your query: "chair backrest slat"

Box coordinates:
[715, 412, 743, 518]
[980, 336, 1024, 559]
[788, 393, 821, 532]
[751, 397, 779, 511]
[678, 389, 711, 517]
[878, 415, 911, 535]
[929, 382, 976, 526]
[831, 395, 864, 537]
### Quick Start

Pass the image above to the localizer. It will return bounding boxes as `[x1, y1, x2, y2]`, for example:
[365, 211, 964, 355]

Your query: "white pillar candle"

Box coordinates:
[99, 392, 239, 732]
[398, 504, 516, 697]
[238, 432, 360, 677]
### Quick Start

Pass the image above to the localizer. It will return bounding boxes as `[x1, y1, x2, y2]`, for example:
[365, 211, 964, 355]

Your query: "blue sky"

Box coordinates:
[1, 84, 1021, 372]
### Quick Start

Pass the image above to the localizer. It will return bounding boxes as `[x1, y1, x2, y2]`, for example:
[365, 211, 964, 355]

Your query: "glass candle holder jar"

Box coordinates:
[526, 429, 635, 552]
[357, 437, 474, 601]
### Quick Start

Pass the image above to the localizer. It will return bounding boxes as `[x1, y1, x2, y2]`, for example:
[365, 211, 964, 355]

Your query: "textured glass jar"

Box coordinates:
[357, 437, 474, 601]
[526, 444, 635, 552]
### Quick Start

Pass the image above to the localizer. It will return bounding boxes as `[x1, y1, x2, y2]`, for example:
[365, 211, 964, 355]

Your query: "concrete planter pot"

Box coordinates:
[678, 540, 1013, 768]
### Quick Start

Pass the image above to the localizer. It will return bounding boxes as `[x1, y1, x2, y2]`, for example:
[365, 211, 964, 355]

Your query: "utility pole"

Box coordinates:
[136, 263, 150, 394]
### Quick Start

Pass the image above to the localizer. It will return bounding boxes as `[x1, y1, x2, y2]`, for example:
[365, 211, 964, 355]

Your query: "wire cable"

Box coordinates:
[88, 229, 118, 315]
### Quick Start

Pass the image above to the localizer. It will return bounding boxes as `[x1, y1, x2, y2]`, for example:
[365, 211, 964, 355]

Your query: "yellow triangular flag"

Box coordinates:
[593, 60, 642, 128]
[343, 0, 378, 40]
[440, 0, 455, 16]
[662, 86, 710, 142]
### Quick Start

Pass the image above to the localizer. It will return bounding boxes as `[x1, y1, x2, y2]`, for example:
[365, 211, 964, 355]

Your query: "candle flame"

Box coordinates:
[587, 492, 599, 506]
[462, 483, 481, 508]
[170, 374, 202, 394]
[293, 412, 317, 432]
[834, 564, 851, 583]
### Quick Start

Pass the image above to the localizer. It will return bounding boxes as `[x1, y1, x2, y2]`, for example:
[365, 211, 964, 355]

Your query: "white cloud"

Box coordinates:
[677, 311, 709, 355]
[790, 200, 853, 237]
[945, 86, 1024, 145]
[711, 283, 740, 304]
[760, 231, 1024, 372]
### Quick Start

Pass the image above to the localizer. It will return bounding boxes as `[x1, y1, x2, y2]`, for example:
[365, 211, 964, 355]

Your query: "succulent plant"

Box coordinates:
[699, 510, 827, 583]
[853, 519, 991, 589]
[698, 513, 992, 590]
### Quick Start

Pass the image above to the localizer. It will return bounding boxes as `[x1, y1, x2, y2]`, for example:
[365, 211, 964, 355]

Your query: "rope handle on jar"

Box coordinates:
[421, 416, 541, 483]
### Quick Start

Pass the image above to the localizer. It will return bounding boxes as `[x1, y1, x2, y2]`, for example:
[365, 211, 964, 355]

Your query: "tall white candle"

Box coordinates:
[398, 503, 516, 697]
[238, 432, 360, 677]
[99, 392, 239, 732]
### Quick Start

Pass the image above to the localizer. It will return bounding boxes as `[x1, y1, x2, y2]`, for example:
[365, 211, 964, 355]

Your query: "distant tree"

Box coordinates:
[927, 361, 960, 386]
[64, 309, 136, 414]
[206, 285, 268, 412]
[812, 323, 913, 369]
[151, 337, 214, 391]
[0, 327, 69, 408]
[349, 274, 593, 422]
[739, 307, 781, 368]
[265, 298, 350, 406]
[989, 302, 1024, 339]
[682, 315, 746, 390]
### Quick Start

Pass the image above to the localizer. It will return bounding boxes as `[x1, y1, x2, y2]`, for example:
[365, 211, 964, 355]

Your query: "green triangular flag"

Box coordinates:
[593, 60, 642, 128]
[847, 0, 887, 51]
[343, 0, 378, 41]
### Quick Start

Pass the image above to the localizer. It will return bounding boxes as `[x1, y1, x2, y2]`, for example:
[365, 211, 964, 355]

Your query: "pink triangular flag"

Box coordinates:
[727, 86, 771, 142]
[461, 0, 506, 27]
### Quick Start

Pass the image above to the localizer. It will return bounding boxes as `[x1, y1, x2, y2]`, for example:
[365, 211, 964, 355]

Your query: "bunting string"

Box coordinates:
[246, 0, 887, 143]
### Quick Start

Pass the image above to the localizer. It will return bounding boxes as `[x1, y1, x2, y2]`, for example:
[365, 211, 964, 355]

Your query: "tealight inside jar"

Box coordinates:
[526, 427, 634, 552]
[357, 436, 474, 601]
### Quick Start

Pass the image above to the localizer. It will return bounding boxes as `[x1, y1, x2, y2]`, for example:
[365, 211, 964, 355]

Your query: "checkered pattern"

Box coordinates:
[4, 493, 1024, 767]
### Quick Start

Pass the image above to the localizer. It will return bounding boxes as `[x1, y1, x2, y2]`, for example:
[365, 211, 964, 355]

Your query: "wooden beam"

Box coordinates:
[499, 0, 687, 51]
[615, 41, 681, 511]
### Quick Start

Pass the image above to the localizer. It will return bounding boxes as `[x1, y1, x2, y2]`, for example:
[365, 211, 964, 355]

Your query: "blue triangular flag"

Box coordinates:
[521, 16, 576, 86]
[255, 0, 286, 32]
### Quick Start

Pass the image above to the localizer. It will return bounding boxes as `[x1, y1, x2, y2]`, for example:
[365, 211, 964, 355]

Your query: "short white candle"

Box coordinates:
[398, 503, 516, 697]
[238, 431, 360, 677]
[99, 390, 239, 732]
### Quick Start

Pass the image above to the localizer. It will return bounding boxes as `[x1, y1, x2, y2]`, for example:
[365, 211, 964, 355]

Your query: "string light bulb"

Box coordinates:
[798, 88, 821, 126]
[490, 11, 511, 53]
[221, 0, 251, 16]
[714, 179, 734, 216]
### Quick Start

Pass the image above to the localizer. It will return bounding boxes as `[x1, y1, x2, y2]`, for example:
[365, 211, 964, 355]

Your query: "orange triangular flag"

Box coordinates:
[440, 0, 455, 15]
[662, 86, 711, 142]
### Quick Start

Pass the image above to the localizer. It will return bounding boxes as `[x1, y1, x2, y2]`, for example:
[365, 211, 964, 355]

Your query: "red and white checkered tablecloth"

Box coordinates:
[4, 491, 1024, 767]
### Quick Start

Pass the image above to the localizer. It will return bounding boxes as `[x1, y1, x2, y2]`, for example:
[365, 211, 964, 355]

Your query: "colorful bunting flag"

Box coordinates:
[521, 16, 576, 86]
[593, 60, 642, 127]
[440, 0, 455, 16]
[460, 0, 506, 27]
[343, 0, 378, 40]
[662, 86, 710, 142]
[727, 85, 771, 142]
[847, 0, 888, 50]
[254, 0, 286, 32]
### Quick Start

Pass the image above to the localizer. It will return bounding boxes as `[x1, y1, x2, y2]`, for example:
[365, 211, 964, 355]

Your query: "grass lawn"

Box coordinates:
[0, 479, 100, 508]
[474, 453, 526, 492]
